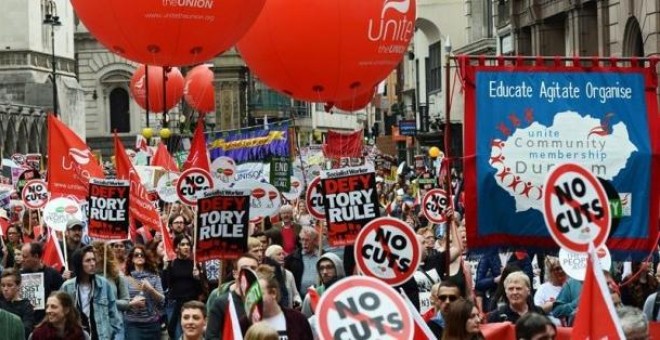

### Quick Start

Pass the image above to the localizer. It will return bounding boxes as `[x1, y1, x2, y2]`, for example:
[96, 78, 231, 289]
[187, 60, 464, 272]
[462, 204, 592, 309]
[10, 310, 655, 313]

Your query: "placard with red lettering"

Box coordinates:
[232, 179, 282, 219]
[196, 189, 250, 261]
[22, 180, 48, 209]
[543, 163, 611, 253]
[177, 168, 214, 206]
[87, 179, 130, 240]
[305, 176, 325, 219]
[422, 189, 450, 224]
[354, 217, 421, 286]
[321, 166, 379, 246]
[315, 276, 413, 340]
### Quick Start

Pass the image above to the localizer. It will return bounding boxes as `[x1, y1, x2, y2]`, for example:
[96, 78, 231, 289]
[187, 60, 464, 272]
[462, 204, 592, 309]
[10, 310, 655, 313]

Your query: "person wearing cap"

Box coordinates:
[59, 219, 87, 278]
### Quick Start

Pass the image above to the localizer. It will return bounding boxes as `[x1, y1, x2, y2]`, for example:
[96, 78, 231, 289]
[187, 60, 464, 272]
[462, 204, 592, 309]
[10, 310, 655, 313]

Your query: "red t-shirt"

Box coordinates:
[281, 225, 296, 254]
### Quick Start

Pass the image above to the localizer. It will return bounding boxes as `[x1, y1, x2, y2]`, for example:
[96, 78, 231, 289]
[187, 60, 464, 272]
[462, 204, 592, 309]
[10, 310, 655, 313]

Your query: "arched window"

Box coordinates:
[110, 87, 131, 133]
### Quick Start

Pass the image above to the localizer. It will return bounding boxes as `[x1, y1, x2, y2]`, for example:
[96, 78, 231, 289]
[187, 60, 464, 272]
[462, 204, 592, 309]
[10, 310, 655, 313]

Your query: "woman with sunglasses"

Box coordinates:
[164, 234, 202, 339]
[123, 244, 165, 339]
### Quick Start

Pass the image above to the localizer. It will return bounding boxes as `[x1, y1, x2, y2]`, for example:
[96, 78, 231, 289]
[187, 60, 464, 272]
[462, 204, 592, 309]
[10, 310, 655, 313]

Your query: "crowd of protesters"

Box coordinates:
[0, 169, 655, 339]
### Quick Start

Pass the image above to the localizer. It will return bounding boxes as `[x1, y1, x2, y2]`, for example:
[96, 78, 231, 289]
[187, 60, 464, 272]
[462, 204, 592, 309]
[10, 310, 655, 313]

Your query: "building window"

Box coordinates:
[109, 88, 130, 133]
[428, 42, 442, 93]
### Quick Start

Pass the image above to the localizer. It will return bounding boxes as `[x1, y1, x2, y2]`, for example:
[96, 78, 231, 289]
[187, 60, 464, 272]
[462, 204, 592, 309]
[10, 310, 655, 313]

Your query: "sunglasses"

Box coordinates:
[438, 295, 459, 302]
[133, 253, 145, 258]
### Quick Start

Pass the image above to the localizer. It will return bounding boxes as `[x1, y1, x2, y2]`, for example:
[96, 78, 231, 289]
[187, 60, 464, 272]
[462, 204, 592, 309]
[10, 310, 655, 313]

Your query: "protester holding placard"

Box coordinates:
[123, 244, 165, 339]
[0, 268, 35, 337]
[20, 243, 64, 323]
[60, 220, 86, 277]
[301, 253, 346, 318]
[60, 246, 123, 340]
[239, 265, 313, 339]
[164, 234, 202, 340]
[29, 291, 90, 340]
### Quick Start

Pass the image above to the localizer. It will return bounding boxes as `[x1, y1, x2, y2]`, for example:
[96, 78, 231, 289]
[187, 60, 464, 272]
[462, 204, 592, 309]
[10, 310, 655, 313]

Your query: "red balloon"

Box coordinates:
[71, 0, 266, 66]
[237, 0, 416, 102]
[130, 65, 184, 113]
[184, 64, 216, 113]
[333, 88, 376, 111]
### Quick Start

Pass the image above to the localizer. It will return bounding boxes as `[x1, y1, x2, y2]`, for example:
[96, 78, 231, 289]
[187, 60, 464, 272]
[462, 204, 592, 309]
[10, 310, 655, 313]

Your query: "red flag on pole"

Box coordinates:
[151, 142, 179, 172]
[47, 114, 104, 200]
[114, 134, 162, 233]
[571, 244, 625, 339]
[322, 129, 364, 158]
[42, 229, 65, 272]
[222, 294, 244, 340]
[182, 118, 211, 172]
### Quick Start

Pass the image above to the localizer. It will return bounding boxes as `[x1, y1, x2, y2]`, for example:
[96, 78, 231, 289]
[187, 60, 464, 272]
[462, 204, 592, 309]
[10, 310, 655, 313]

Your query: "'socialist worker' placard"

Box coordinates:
[196, 189, 251, 261]
[87, 179, 130, 240]
[320, 166, 380, 246]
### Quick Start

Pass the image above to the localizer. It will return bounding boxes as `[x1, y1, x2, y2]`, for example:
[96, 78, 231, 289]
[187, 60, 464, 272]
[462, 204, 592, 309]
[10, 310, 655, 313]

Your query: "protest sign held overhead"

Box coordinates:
[543, 163, 611, 253]
[232, 179, 282, 219]
[321, 166, 379, 246]
[210, 156, 237, 184]
[559, 246, 612, 280]
[87, 179, 130, 240]
[269, 156, 291, 192]
[196, 189, 250, 261]
[422, 189, 450, 224]
[22, 179, 48, 210]
[306, 176, 325, 220]
[43, 197, 84, 232]
[16, 169, 40, 199]
[177, 167, 214, 206]
[354, 217, 421, 286]
[315, 276, 413, 340]
[281, 176, 303, 201]
[156, 172, 180, 203]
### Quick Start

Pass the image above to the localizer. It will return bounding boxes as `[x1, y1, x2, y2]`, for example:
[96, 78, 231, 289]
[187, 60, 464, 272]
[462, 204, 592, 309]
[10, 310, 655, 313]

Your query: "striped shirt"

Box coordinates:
[123, 270, 164, 323]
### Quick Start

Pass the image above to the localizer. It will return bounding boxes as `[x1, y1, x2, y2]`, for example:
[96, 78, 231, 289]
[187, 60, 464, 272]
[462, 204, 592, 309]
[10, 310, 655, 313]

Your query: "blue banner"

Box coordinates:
[208, 124, 290, 163]
[463, 65, 660, 259]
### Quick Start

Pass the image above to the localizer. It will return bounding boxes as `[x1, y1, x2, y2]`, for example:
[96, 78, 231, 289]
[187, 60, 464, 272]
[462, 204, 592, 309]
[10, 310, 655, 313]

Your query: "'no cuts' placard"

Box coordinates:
[315, 276, 413, 340]
[305, 176, 325, 219]
[87, 179, 130, 239]
[543, 163, 611, 253]
[354, 217, 421, 286]
[321, 166, 380, 246]
[196, 189, 250, 261]
[177, 168, 214, 206]
[422, 189, 451, 224]
[21, 179, 48, 209]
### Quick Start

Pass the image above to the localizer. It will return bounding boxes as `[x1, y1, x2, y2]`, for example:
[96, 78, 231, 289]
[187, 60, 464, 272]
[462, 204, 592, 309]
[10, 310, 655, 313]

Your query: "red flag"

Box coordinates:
[182, 118, 210, 172]
[307, 286, 320, 312]
[322, 129, 364, 158]
[47, 114, 105, 200]
[114, 134, 162, 233]
[135, 135, 153, 156]
[400, 289, 437, 340]
[223, 294, 244, 340]
[572, 245, 625, 339]
[42, 229, 65, 272]
[151, 142, 179, 172]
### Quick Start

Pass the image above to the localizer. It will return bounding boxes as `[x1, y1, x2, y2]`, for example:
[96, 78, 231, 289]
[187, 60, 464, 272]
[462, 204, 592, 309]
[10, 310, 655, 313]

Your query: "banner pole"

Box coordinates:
[443, 47, 454, 280]
[193, 206, 198, 265]
[63, 232, 69, 272]
[104, 242, 108, 278]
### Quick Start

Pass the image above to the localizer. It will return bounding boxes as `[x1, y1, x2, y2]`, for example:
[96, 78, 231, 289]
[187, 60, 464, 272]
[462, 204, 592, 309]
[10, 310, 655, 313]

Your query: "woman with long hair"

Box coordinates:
[123, 244, 165, 338]
[442, 299, 484, 340]
[264, 245, 301, 309]
[90, 241, 130, 313]
[29, 291, 90, 340]
[164, 234, 202, 339]
[1, 224, 23, 269]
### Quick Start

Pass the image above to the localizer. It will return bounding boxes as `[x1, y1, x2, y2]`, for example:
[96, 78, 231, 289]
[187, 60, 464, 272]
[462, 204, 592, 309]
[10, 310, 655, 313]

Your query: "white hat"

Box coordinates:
[396, 189, 404, 196]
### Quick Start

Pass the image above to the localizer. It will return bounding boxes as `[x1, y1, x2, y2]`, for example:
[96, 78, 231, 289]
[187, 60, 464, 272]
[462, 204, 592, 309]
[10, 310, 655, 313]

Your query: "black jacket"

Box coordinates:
[284, 249, 304, 292]
[0, 297, 35, 338]
[240, 307, 313, 340]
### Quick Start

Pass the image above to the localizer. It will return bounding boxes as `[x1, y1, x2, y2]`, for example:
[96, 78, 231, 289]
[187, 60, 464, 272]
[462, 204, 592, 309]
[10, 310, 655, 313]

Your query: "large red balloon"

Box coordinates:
[71, 0, 265, 66]
[184, 64, 216, 113]
[130, 65, 184, 113]
[333, 88, 376, 111]
[237, 0, 416, 102]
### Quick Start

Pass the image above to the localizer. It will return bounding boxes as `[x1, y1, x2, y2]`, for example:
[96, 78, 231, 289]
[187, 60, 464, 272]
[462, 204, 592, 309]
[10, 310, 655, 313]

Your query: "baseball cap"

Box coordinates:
[66, 219, 84, 230]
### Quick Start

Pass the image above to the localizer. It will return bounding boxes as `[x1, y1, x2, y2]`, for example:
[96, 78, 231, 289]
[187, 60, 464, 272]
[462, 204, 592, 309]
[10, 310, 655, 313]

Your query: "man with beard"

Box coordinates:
[267, 205, 301, 255]
[59, 219, 86, 278]
[300, 253, 346, 317]
[20, 242, 64, 323]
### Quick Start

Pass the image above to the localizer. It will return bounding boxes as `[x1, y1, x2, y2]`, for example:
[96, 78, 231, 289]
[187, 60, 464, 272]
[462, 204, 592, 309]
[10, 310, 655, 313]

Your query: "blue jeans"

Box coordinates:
[124, 320, 161, 340]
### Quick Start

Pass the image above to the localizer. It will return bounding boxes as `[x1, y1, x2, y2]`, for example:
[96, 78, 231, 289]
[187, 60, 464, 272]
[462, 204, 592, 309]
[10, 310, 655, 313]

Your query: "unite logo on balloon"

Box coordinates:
[162, 0, 214, 10]
[368, 0, 415, 51]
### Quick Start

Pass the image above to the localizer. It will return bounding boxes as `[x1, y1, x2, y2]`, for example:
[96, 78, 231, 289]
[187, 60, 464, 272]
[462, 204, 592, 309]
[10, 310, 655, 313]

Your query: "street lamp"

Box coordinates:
[43, 0, 62, 117]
